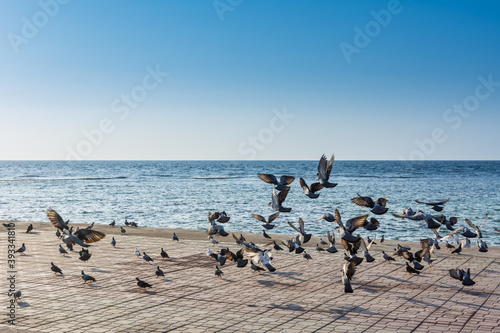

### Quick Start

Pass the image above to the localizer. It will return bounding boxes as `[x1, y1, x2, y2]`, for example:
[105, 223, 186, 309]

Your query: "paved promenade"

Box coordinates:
[1, 221, 499, 332]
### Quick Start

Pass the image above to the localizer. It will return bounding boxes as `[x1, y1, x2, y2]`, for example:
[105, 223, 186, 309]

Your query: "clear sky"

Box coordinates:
[1, 0, 499, 160]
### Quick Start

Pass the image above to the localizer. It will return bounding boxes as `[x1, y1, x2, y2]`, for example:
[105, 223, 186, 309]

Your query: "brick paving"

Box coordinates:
[1, 221, 499, 332]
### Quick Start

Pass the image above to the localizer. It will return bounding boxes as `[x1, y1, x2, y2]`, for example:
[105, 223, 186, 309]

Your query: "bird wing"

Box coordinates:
[280, 175, 295, 185]
[327, 230, 334, 244]
[351, 194, 374, 208]
[298, 218, 306, 234]
[277, 187, 290, 204]
[73, 229, 106, 243]
[47, 209, 67, 230]
[325, 154, 334, 179]
[288, 221, 301, 234]
[317, 155, 328, 181]
[377, 197, 389, 207]
[268, 212, 280, 223]
[346, 215, 369, 232]
[334, 209, 343, 228]
[253, 214, 266, 223]
[299, 178, 309, 193]
[309, 182, 323, 193]
[343, 261, 357, 280]
[258, 173, 278, 185]
[478, 214, 488, 230]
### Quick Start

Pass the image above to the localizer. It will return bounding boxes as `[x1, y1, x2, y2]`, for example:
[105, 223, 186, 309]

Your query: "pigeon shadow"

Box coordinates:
[91, 268, 108, 273]
[28, 232, 41, 235]
[257, 280, 294, 288]
[20, 255, 34, 258]
[144, 290, 157, 295]
[272, 271, 306, 282]
[17, 301, 30, 308]
[270, 303, 306, 312]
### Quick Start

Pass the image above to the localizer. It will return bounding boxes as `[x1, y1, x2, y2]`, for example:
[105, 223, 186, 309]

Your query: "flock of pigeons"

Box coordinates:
[6, 154, 497, 295]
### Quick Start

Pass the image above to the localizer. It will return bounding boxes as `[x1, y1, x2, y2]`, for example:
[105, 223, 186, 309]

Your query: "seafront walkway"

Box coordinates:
[1, 221, 499, 332]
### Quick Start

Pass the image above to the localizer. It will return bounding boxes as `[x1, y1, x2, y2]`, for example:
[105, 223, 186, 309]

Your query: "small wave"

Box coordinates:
[346, 175, 412, 179]
[0, 176, 128, 182]
[182, 176, 243, 180]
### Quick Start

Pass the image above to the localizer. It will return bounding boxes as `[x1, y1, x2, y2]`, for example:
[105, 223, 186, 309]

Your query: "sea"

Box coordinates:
[0, 160, 499, 245]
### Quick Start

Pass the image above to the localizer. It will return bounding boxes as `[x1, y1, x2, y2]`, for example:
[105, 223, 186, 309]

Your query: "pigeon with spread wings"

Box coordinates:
[465, 214, 488, 238]
[288, 218, 312, 244]
[317, 154, 338, 188]
[334, 209, 369, 244]
[258, 174, 295, 190]
[253, 212, 279, 230]
[415, 198, 450, 212]
[299, 178, 323, 199]
[351, 194, 389, 215]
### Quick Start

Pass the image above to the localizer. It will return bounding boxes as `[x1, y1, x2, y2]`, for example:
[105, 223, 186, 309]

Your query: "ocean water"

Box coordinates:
[0, 160, 499, 245]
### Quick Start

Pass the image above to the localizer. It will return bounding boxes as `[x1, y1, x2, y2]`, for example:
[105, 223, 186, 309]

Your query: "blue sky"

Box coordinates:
[1, 0, 499, 160]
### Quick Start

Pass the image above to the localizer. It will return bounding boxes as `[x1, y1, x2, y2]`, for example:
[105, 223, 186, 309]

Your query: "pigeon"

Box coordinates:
[3, 222, 14, 228]
[342, 261, 357, 293]
[303, 252, 313, 261]
[216, 211, 230, 223]
[316, 213, 336, 222]
[465, 214, 488, 238]
[262, 230, 272, 239]
[26, 224, 33, 233]
[245, 245, 276, 272]
[477, 239, 488, 252]
[134, 248, 140, 256]
[253, 212, 279, 230]
[317, 154, 338, 188]
[172, 233, 179, 241]
[334, 209, 368, 243]
[55, 229, 61, 238]
[413, 259, 424, 270]
[15, 243, 26, 255]
[47, 209, 70, 231]
[316, 244, 325, 252]
[257, 174, 295, 190]
[120, 227, 126, 235]
[215, 265, 224, 278]
[136, 277, 152, 290]
[392, 210, 441, 229]
[86, 222, 94, 230]
[364, 218, 380, 231]
[156, 266, 165, 278]
[270, 188, 292, 212]
[382, 251, 395, 262]
[445, 241, 455, 249]
[111, 237, 116, 247]
[451, 243, 462, 254]
[461, 268, 475, 286]
[415, 198, 450, 212]
[283, 236, 305, 254]
[142, 252, 154, 263]
[59, 244, 68, 255]
[351, 194, 389, 215]
[326, 231, 338, 253]
[79, 248, 92, 262]
[380, 235, 384, 244]
[51, 262, 63, 275]
[81, 271, 96, 283]
[299, 178, 323, 199]
[235, 249, 249, 268]
[160, 248, 169, 259]
[405, 262, 420, 274]
[251, 263, 265, 273]
[360, 238, 376, 262]
[266, 240, 284, 251]
[109, 220, 116, 226]
[13, 290, 21, 301]
[209, 235, 219, 244]
[288, 218, 312, 243]
[232, 233, 246, 245]
[73, 228, 106, 244]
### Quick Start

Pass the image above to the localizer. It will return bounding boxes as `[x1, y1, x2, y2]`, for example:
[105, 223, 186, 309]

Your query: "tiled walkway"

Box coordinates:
[1, 221, 499, 332]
